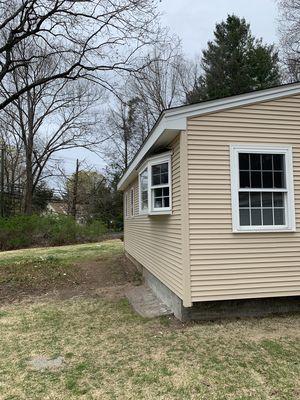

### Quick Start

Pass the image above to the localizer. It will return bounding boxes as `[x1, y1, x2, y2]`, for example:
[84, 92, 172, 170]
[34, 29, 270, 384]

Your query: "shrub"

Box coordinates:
[0, 215, 108, 251]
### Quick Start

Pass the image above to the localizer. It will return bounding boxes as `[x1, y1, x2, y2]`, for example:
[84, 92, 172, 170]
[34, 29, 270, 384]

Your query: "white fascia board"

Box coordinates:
[117, 82, 300, 191]
[117, 116, 184, 190]
[164, 81, 300, 120]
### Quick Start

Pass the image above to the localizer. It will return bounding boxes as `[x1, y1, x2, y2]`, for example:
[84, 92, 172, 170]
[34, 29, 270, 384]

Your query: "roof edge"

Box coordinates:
[118, 82, 300, 191]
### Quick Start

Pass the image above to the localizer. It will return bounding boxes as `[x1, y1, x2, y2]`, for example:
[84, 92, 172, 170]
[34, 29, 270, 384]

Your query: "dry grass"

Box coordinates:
[0, 241, 299, 399]
[0, 298, 299, 400]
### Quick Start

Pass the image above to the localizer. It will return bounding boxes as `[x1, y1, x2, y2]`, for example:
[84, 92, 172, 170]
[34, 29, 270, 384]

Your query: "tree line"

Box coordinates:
[0, 0, 299, 227]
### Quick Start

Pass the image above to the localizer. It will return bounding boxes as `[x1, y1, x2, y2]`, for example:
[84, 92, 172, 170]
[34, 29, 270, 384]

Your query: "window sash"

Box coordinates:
[238, 190, 287, 227]
[230, 145, 295, 232]
[150, 160, 171, 211]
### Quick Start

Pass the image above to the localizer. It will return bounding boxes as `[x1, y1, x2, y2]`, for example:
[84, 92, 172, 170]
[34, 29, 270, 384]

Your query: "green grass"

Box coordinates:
[0, 241, 299, 399]
[0, 240, 122, 266]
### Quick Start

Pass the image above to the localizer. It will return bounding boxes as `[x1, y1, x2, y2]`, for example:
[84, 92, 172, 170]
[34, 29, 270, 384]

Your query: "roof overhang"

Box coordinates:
[117, 82, 300, 191]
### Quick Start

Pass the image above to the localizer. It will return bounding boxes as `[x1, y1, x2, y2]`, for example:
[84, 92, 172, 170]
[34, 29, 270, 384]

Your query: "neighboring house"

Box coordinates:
[117, 82, 300, 320]
[46, 201, 86, 223]
[46, 202, 68, 215]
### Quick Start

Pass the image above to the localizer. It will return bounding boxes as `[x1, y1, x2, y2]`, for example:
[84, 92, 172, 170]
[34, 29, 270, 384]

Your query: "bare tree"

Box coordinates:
[103, 97, 147, 172]
[0, 0, 161, 110]
[0, 40, 105, 214]
[102, 40, 194, 172]
[128, 39, 192, 127]
[278, 0, 300, 81]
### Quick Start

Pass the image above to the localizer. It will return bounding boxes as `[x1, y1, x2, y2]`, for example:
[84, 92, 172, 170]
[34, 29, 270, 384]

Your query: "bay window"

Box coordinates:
[138, 153, 172, 215]
[230, 145, 295, 232]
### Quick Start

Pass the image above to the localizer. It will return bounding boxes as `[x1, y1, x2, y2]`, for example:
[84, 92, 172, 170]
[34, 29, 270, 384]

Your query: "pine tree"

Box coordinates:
[186, 15, 281, 104]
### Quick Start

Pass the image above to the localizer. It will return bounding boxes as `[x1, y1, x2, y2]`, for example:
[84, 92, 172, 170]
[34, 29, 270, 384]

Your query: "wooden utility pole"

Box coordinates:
[70, 159, 79, 219]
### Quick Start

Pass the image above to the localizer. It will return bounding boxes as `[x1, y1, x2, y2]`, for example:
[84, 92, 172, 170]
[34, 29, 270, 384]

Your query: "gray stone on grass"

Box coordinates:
[28, 356, 64, 371]
[126, 285, 172, 318]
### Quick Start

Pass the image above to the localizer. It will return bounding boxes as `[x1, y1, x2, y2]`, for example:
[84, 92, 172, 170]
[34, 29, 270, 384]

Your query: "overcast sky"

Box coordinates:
[159, 0, 279, 57]
[54, 0, 280, 186]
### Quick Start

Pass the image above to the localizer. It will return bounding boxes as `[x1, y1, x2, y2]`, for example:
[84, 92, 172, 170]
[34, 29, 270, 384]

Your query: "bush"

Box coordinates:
[0, 215, 108, 251]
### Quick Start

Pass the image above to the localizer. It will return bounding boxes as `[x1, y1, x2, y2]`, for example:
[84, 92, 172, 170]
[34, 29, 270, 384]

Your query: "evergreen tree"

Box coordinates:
[186, 15, 281, 104]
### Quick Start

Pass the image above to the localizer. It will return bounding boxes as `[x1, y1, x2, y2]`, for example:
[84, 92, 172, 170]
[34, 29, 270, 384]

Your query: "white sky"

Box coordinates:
[54, 0, 280, 186]
[159, 0, 279, 57]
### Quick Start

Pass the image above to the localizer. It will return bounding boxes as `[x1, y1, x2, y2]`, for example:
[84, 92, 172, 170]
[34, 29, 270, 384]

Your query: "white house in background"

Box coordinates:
[118, 82, 300, 320]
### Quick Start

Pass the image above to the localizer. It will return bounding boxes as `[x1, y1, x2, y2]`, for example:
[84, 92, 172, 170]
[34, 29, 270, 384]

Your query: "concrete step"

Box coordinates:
[126, 285, 172, 318]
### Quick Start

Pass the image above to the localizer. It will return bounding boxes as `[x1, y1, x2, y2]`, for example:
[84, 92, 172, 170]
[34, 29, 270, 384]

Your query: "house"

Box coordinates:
[46, 201, 68, 215]
[117, 82, 300, 320]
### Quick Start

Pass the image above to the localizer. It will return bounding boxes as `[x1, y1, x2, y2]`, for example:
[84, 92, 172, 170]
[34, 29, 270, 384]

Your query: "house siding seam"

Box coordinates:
[187, 94, 300, 302]
[124, 135, 183, 298]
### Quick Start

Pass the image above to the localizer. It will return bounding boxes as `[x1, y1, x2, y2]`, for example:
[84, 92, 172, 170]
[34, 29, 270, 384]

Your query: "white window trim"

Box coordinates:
[230, 144, 296, 233]
[130, 187, 134, 218]
[138, 152, 172, 216]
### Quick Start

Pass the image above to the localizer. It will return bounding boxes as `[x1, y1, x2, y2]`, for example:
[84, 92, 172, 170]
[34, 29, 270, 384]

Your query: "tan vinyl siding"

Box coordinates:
[124, 136, 183, 298]
[187, 94, 300, 302]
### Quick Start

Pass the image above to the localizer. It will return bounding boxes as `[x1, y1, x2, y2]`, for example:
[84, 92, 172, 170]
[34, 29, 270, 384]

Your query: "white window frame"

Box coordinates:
[230, 144, 295, 233]
[130, 187, 134, 218]
[138, 152, 172, 216]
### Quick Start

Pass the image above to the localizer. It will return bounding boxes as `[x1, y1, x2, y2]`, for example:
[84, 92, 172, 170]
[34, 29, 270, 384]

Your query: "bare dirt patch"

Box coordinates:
[0, 244, 141, 305]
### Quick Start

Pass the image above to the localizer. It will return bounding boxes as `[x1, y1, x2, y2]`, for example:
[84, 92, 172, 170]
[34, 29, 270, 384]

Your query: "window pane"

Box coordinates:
[140, 169, 148, 211]
[273, 154, 284, 171]
[240, 209, 250, 226]
[154, 198, 163, 208]
[262, 154, 273, 170]
[251, 209, 262, 225]
[164, 197, 170, 208]
[154, 188, 162, 197]
[274, 208, 285, 225]
[250, 192, 261, 207]
[250, 154, 261, 170]
[239, 192, 249, 208]
[262, 171, 273, 188]
[262, 192, 272, 207]
[163, 187, 169, 196]
[274, 193, 284, 207]
[274, 172, 284, 188]
[161, 163, 168, 173]
[240, 171, 250, 188]
[263, 208, 273, 225]
[251, 171, 262, 188]
[239, 153, 249, 170]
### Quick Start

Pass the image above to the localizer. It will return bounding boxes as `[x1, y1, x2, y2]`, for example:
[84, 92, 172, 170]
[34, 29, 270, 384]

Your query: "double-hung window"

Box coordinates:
[230, 145, 295, 232]
[138, 153, 172, 215]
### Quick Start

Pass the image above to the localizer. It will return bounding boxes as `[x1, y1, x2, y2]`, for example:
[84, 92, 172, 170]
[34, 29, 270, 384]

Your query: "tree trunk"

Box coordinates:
[24, 92, 34, 215]
[24, 147, 33, 215]
[70, 159, 79, 219]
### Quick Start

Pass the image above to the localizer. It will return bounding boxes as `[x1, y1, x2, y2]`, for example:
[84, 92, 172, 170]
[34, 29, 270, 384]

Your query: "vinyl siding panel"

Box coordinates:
[124, 136, 183, 298]
[187, 94, 300, 302]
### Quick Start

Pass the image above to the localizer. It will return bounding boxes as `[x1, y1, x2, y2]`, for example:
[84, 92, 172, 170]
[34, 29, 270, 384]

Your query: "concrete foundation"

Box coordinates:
[125, 251, 300, 321]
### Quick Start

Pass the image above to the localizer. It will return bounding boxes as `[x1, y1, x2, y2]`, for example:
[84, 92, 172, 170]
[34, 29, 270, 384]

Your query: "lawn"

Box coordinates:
[0, 240, 299, 399]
